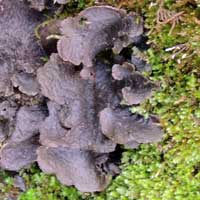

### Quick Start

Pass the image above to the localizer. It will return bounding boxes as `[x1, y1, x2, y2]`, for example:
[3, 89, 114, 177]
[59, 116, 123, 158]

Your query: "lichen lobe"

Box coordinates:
[0, 3, 164, 193]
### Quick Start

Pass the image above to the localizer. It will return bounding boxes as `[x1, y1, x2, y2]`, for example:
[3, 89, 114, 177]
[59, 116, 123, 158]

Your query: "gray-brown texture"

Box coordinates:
[37, 54, 117, 152]
[37, 147, 111, 192]
[0, 100, 18, 142]
[0, 105, 46, 171]
[0, 0, 44, 97]
[0, 0, 46, 172]
[36, 52, 163, 191]
[0, 101, 18, 121]
[57, 6, 143, 67]
[100, 107, 163, 146]
[9, 105, 46, 143]
[0, 2, 164, 193]
[0, 138, 39, 171]
[11, 72, 40, 96]
[112, 63, 157, 105]
[28, 0, 46, 11]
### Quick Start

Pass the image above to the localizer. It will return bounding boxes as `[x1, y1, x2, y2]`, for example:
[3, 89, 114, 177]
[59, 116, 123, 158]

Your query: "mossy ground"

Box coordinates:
[1, 0, 200, 199]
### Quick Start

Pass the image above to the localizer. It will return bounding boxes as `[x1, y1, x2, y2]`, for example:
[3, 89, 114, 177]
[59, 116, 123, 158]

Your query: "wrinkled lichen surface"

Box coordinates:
[0, 0, 163, 193]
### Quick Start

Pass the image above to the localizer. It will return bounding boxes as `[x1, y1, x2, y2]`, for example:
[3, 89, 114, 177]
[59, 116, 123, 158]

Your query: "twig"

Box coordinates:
[156, 0, 184, 34]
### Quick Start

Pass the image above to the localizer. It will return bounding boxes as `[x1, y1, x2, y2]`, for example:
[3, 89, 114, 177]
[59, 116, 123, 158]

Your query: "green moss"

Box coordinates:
[18, 166, 83, 200]
[0, 171, 20, 199]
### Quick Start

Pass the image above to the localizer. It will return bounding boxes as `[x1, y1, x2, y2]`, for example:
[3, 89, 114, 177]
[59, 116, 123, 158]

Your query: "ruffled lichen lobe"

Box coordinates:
[0, 1, 163, 193]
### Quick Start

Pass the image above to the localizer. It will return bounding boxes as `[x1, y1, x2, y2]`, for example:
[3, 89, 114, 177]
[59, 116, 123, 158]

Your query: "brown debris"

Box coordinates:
[156, 0, 184, 34]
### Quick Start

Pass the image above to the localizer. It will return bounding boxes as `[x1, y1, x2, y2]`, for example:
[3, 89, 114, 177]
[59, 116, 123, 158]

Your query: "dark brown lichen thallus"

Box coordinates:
[37, 146, 112, 192]
[35, 53, 163, 192]
[0, 0, 45, 97]
[0, 104, 46, 171]
[36, 54, 118, 192]
[98, 62, 163, 148]
[37, 54, 117, 153]
[37, 6, 143, 67]
[112, 63, 159, 105]
[99, 107, 163, 149]
[35, 7, 163, 193]
[34, 5, 162, 193]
